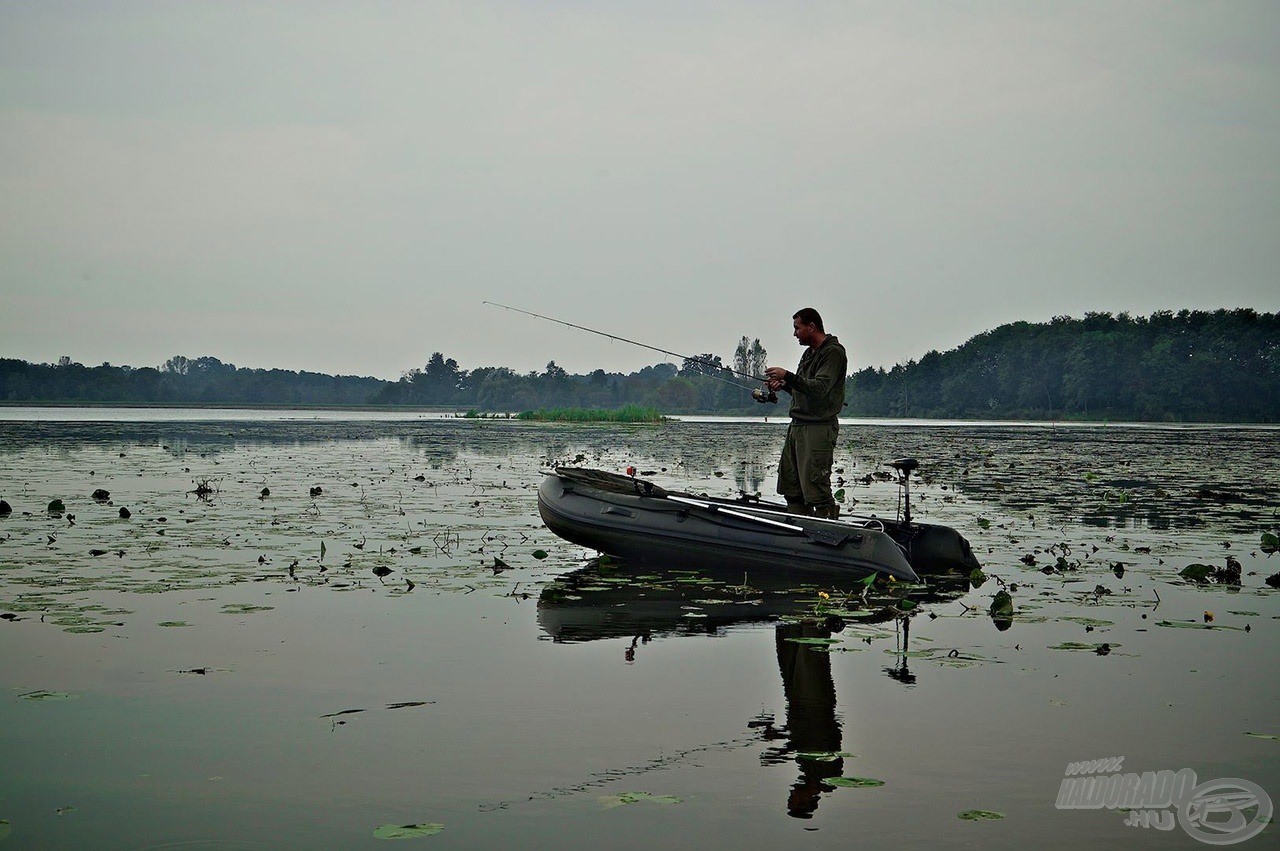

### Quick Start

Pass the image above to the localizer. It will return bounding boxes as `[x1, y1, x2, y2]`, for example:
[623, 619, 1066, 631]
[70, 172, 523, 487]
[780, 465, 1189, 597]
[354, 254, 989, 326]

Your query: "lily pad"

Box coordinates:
[1156, 619, 1245, 631]
[1244, 732, 1280, 741]
[220, 604, 274, 614]
[1179, 563, 1213, 582]
[532, 549, 549, 560]
[796, 751, 855, 762]
[1061, 616, 1113, 628]
[158, 621, 190, 628]
[958, 810, 1005, 820]
[824, 777, 884, 788]
[784, 637, 842, 646]
[373, 823, 444, 839]
[19, 690, 78, 701]
[599, 792, 683, 809]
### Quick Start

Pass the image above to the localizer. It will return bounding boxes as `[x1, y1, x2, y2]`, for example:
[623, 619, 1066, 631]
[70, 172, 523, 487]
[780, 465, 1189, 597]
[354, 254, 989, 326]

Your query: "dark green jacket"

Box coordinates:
[782, 335, 847, 423]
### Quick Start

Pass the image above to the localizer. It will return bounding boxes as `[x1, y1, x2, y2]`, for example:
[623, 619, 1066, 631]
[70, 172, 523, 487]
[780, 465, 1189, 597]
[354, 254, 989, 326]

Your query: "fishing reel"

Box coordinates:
[752, 386, 778, 404]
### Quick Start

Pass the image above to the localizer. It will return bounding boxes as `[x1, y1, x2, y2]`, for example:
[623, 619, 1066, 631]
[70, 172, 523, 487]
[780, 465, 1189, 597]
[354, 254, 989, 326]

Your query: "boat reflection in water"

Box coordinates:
[537, 558, 971, 818]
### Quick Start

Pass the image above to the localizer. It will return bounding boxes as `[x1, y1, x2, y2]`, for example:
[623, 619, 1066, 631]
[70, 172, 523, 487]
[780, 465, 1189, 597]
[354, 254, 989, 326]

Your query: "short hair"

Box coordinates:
[793, 307, 824, 332]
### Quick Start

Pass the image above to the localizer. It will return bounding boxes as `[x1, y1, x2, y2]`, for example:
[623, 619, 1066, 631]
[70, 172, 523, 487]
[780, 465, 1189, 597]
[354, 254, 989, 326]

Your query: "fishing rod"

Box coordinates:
[483, 301, 778, 403]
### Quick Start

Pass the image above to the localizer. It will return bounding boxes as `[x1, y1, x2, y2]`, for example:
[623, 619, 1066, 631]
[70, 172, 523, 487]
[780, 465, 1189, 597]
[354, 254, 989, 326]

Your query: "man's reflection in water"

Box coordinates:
[761, 621, 844, 819]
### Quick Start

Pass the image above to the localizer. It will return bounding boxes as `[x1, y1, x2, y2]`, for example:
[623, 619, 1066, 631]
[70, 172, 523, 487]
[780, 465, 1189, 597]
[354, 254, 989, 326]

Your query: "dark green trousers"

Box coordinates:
[777, 421, 839, 516]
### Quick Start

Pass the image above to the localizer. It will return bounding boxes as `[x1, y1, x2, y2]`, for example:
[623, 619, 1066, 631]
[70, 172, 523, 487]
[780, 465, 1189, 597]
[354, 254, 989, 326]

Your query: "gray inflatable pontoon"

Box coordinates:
[538, 467, 925, 583]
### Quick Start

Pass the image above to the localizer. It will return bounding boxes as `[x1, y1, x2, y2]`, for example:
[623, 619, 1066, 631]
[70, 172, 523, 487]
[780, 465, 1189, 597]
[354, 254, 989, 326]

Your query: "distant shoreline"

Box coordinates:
[0, 403, 1276, 429]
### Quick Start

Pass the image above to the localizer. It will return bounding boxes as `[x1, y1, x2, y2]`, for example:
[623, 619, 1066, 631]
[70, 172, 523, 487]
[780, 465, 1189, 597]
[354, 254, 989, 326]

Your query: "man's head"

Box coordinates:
[792, 307, 825, 347]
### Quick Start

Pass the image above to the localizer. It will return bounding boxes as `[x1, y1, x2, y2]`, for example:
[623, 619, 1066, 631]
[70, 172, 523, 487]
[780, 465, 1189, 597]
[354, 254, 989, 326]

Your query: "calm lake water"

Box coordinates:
[1, 412, 1277, 849]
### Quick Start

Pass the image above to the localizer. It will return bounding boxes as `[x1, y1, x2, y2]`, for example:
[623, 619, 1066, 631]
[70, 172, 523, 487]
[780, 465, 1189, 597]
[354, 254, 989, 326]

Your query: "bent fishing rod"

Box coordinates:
[483, 301, 778, 403]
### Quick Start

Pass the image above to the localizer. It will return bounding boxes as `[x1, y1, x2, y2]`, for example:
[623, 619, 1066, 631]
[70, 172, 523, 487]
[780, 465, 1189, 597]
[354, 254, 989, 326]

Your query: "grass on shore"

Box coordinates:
[513, 405, 665, 423]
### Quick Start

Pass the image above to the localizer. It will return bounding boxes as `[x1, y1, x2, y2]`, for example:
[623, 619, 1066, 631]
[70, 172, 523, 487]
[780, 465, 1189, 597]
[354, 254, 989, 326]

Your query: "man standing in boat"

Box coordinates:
[765, 308, 847, 519]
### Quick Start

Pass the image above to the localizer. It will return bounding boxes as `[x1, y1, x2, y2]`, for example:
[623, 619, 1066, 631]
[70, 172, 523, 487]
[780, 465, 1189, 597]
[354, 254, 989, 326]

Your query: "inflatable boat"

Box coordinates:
[538, 466, 979, 583]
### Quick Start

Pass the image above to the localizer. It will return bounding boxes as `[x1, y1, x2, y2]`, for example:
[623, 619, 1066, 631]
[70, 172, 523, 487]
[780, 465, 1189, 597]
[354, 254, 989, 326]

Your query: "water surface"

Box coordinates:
[1, 414, 1276, 849]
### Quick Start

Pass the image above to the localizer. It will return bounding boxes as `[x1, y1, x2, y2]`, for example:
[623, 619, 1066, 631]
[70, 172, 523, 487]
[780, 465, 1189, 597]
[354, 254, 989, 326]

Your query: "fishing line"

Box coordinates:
[483, 300, 775, 400]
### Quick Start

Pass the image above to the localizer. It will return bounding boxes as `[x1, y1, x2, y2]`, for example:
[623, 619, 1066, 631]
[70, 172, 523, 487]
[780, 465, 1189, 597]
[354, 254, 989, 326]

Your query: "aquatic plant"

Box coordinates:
[515, 405, 664, 423]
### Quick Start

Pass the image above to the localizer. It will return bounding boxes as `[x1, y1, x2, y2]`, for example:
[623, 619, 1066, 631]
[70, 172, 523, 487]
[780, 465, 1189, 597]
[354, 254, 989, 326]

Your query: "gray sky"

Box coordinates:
[2, 1, 1277, 381]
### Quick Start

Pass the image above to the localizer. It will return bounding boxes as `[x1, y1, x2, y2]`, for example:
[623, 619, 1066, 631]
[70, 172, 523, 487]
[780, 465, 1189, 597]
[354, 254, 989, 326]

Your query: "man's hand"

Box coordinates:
[764, 367, 787, 383]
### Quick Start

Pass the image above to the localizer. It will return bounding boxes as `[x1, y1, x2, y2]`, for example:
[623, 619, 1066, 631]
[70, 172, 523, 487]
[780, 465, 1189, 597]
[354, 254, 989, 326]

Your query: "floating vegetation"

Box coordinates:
[220, 604, 274, 614]
[1049, 642, 1119, 653]
[599, 792, 683, 809]
[957, 810, 1005, 820]
[516, 405, 664, 423]
[824, 777, 884, 788]
[796, 751, 855, 762]
[157, 621, 190, 628]
[1244, 732, 1280, 741]
[1060, 616, 1112, 628]
[19, 690, 78, 701]
[372, 822, 444, 839]
[1156, 619, 1246, 631]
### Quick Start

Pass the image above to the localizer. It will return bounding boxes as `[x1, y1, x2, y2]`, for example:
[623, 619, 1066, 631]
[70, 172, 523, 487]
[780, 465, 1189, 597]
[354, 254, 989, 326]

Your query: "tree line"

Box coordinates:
[847, 309, 1279, 422]
[2, 310, 1276, 421]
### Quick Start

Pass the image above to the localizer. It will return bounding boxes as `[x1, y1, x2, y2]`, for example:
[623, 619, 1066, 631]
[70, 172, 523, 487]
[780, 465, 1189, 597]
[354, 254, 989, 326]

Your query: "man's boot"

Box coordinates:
[785, 500, 811, 516]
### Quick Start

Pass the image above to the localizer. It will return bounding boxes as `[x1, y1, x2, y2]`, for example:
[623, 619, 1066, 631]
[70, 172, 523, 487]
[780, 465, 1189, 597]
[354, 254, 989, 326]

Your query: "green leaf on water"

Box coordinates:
[1050, 642, 1118, 652]
[796, 751, 855, 762]
[158, 621, 189, 628]
[825, 777, 884, 788]
[532, 549, 549, 560]
[1179, 563, 1213, 582]
[599, 792, 683, 810]
[220, 604, 274, 614]
[1261, 532, 1279, 553]
[19, 690, 78, 701]
[62, 625, 105, 634]
[975, 518, 991, 529]
[958, 810, 1005, 820]
[1061, 616, 1113, 627]
[784, 637, 842, 646]
[989, 590, 1013, 617]
[47, 499, 66, 513]
[1156, 620, 1245, 631]
[1244, 732, 1280, 741]
[373, 823, 444, 839]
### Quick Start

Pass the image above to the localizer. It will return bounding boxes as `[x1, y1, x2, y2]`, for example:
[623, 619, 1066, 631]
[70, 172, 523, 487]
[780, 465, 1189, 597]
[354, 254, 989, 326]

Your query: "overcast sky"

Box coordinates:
[2, 1, 1277, 381]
